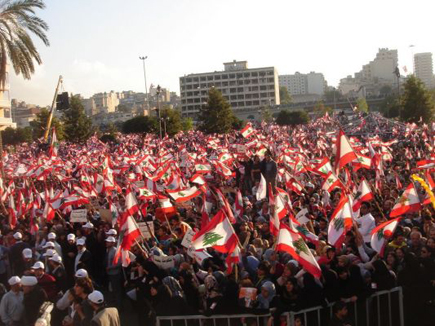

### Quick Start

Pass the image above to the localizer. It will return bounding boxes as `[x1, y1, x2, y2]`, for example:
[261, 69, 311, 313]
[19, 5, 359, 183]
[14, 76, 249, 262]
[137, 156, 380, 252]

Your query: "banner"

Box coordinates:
[70, 209, 88, 223]
[153, 255, 174, 270]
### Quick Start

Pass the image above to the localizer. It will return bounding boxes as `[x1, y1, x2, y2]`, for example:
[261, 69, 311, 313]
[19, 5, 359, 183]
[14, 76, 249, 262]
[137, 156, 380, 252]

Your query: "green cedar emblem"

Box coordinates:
[292, 238, 309, 255]
[333, 217, 345, 231]
[376, 228, 384, 241]
[328, 177, 334, 184]
[203, 232, 223, 246]
[354, 191, 362, 200]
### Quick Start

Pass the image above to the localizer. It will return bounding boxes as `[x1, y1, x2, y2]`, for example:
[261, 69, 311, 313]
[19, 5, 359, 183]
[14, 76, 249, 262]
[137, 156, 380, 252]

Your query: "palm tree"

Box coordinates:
[0, 0, 49, 176]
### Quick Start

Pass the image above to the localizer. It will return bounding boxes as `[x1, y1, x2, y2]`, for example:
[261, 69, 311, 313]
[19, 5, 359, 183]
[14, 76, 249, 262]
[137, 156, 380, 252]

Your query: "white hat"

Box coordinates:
[105, 236, 116, 243]
[47, 232, 56, 240]
[67, 234, 76, 241]
[49, 254, 62, 264]
[105, 229, 117, 236]
[21, 276, 38, 286]
[43, 241, 55, 249]
[31, 261, 45, 270]
[76, 238, 86, 246]
[82, 222, 94, 229]
[8, 276, 21, 286]
[43, 249, 56, 257]
[75, 269, 88, 278]
[88, 290, 104, 304]
[22, 248, 33, 259]
[13, 232, 22, 240]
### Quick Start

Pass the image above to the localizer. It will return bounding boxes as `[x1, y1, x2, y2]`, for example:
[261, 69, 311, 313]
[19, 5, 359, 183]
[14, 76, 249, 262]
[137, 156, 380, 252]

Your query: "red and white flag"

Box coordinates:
[390, 183, 422, 217]
[167, 186, 202, 203]
[334, 130, 357, 174]
[234, 189, 244, 218]
[328, 195, 353, 249]
[256, 173, 267, 201]
[276, 223, 321, 278]
[113, 214, 142, 267]
[370, 218, 400, 256]
[322, 172, 343, 193]
[352, 179, 374, 212]
[241, 123, 255, 138]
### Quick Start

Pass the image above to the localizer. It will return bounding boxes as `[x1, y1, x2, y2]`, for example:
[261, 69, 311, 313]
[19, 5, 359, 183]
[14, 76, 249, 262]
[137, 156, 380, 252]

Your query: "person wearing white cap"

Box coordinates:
[0, 276, 24, 325]
[55, 268, 90, 312]
[47, 232, 62, 258]
[74, 238, 93, 275]
[8, 232, 31, 276]
[88, 290, 120, 326]
[48, 254, 68, 293]
[31, 261, 57, 302]
[21, 275, 47, 326]
[63, 233, 78, 287]
[105, 236, 122, 308]
[105, 229, 117, 237]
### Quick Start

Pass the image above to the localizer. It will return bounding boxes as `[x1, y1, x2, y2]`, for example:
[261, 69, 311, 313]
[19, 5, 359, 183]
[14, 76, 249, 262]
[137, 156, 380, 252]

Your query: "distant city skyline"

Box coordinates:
[9, 0, 435, 106]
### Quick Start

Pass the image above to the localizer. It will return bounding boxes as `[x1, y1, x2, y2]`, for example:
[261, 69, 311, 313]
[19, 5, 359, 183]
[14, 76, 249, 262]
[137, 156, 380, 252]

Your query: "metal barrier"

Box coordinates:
[156, 287, 404, 326]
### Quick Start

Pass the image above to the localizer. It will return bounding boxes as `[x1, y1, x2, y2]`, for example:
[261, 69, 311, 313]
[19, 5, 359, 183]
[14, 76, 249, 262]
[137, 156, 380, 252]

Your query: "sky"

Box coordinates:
[9, 0, 435, 106]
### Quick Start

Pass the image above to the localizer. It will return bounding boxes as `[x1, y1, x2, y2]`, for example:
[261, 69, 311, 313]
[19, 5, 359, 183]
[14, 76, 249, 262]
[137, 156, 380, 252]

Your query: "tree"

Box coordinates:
[313, 101, 333, 116]
[379, 95, 400, 118]
[276, 110, 310, 126]
[1, 127, 32, 145]
[324, 88, 342, 102]
[181, 117, 193, 132]
[260, 106, 273, 123]
[62, 96, 94, 143]
[160, 106, 183, 137]
[400, 75, 435, 123]
[356, 98, 369, 113]
[198, 88, 235, 134]
[122, 115, 158, 134]
[279, 86, 292, 105]
[231, 116, 244, 129]
[30, 108, 64, 140]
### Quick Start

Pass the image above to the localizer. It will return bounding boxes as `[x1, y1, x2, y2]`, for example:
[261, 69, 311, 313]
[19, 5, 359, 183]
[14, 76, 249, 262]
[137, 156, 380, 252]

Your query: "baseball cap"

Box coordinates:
[49, 254, 62, 264]
[31, 261, 45, 270]
[67, 234, 76, 241]
[13, 232, 22, 240]
[75, 269, 88, 278]
[21, 276, 38, 286]
[88, 290, 104, 304]
[105, 236, 116, 243]
[47, 232, 56, 240]
[43, 249, 56, 257]
[82, 222, 94, 229]
[43, 241, 55, 249]
[22, 248, 33, 259]
[105, 229, 117, 236]
[76, 238, 86, 246]
[8, 276, 21, 286]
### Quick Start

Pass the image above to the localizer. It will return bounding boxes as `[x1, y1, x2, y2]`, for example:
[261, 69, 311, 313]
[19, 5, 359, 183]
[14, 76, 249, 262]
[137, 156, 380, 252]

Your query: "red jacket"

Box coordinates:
[38, 273, 58, 302]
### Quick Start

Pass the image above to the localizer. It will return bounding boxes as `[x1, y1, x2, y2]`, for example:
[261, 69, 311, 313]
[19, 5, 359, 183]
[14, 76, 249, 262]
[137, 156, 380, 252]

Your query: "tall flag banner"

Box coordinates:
[390, 183, 422, 217]
[234, 189, 244, 218]
[276, 223, 322, 279]
[334, 130, 357, 174]
[49, 128, 59, 158]
[370, 218, 400, 256]
[328, 195, 353, 249]
[113, 214, 141, 267]
[167, 186, 202, 202]
[352, 179, 374, 212]
[256, 173, 267, 201]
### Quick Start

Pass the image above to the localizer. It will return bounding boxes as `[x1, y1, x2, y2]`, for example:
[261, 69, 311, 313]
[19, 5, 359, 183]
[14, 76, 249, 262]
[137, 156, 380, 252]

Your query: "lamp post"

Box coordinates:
[156, 85, 162, 139]
[139, 56, 149, 110]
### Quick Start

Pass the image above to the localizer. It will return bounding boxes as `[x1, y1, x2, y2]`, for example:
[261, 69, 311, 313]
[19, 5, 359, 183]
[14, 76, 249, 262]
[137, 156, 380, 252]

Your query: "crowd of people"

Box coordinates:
[0, 111, 433, 326]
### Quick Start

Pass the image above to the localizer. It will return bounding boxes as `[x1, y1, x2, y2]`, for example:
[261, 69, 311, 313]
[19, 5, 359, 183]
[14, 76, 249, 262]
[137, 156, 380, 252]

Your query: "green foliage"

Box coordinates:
[313, 101, 333, 115]
[181, 117, 193, 132]
[379, 95, 400, 118]
[231, 116, 244, 129]
[62, 96, 94, 143]
[0, 0, 49, 89]
[356, 98, 369, 113]
[100, 134, 117, 143]
[400, 75, 435, 123]
[276, 110, 310, 126]
[122, 115, 158, 134]
[160, 106, 183, 137]
[30, 108, 64, 140]
[198, 88, 235, 134]
[324, 89, 342, 102]
[1, 127, 32, 145]
[260, 106, 273, 123]
[279, 86, 292, 105]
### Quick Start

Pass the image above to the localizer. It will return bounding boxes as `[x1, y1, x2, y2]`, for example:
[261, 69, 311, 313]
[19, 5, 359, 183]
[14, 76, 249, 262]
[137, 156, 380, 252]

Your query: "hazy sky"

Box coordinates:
[9, 0, 435, 106]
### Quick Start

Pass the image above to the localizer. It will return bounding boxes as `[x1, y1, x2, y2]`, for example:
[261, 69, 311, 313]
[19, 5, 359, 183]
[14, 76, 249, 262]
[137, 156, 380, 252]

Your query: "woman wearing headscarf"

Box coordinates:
[179, 270, 200, 314]
[255, 281, 280, 310]
[263, 249, 284, 281]
[299, 273, 326, 309]
[372, 260, 396, 291]
[162, 276, 184, 299]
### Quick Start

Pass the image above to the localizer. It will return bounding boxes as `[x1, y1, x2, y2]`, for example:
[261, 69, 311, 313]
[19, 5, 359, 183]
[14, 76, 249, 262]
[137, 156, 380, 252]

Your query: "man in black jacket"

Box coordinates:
[48, 254, 68, 293]
[9, 232, 30, 275]
[21, 275, 47, 326]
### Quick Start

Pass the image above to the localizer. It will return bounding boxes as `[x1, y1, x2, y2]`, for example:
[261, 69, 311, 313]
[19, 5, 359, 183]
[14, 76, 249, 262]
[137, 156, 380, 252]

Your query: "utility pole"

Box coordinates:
[156, 85, 162, 139]
[139, 56, 149, 110]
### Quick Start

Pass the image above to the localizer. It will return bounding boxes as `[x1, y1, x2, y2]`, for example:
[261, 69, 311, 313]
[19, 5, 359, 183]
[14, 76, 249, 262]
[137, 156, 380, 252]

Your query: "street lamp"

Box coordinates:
[156, 85, 162, 139]
[139, 56, 149, 110]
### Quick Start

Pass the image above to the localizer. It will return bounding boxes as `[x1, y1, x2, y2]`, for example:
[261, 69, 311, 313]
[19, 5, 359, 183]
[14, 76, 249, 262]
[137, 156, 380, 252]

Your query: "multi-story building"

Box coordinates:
[83, 91, 120, 116]
[414, 53, 434, 89]
[279, 72, 326, 97]
[180, 60, 280, 119]
[0, 64, 16, 130]
[11, 100, 42, 128]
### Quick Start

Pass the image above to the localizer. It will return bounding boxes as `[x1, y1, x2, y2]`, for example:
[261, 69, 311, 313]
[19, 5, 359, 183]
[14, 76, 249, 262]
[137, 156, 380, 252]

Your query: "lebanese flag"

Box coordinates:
[328, 195, 353, 249]
[191, 209, 239, 254]
[312, 157, 333, 177]
[167, 186, 202, 202]
[49, 127, 59, 158]
[322, 172, 343, 193]
[352, 154, 372, 171]
[156, 195, 177, 219]
[276, 187, 293, 211]
[276, 223, 321, 279]
[417, 160, 435, 170]
[390, 183, 422, 217]
[125, 188, 139, 216]
[201, 194, 210, 228]
[113, 214, 141, 267]
[137, 187, 156, 200]
[59, 195, 89, 210]
[241, 123, 255, 138]
[352, 179, 374, 212]
[285, 176, 303, 195]
[334, 129, 357, 174]
[270, 194, 287, 236]
[234, 190, 244, 218]
[195, 163, 212, 174]
[215, 188, 236, 224]
[256, 173, 267, 201]
[8, 193, 17, 228]
[190, 173, 206, 186]
[226, 245, 241, 275]
[370, 218, 400, 256]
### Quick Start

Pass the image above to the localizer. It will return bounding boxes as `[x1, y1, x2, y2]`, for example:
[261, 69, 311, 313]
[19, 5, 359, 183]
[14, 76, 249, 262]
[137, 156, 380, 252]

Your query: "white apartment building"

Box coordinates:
[279, 72, 326, 97]
[83, 91, 120, 116]
[0, 64, 16, 130]
[414, 53, 434, 89]
[180, 60, 280, 118]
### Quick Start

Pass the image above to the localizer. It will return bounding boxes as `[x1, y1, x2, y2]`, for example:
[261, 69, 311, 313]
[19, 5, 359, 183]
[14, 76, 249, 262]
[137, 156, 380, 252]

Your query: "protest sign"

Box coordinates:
[181, 229, 196, 248]
[239, 287, 257, 307]
[70, 209, 88, 223]
[138, 221, 154, 240]
[153, 255, 174, 270]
